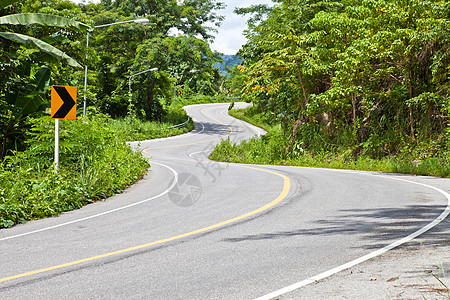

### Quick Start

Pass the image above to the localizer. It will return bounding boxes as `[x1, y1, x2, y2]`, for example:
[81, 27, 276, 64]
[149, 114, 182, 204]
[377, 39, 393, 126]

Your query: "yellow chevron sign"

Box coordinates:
[51, 85, 77, 120]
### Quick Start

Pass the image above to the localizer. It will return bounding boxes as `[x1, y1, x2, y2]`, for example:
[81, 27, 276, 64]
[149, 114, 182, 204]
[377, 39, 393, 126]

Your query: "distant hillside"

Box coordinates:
[214, 54, 243, 75]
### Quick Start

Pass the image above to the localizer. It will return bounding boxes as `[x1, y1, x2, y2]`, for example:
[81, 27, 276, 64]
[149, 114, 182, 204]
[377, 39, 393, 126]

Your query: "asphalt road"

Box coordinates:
[0, 103, 449, 299]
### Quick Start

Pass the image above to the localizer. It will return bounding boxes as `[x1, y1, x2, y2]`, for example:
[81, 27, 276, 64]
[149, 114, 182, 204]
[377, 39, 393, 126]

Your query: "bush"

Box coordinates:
[0, 110, 193, 228]
[210, 106, 450, 179]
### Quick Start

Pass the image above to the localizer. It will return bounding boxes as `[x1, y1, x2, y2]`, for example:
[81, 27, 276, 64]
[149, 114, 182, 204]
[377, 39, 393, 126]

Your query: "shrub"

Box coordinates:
[0, 109, 193, 228]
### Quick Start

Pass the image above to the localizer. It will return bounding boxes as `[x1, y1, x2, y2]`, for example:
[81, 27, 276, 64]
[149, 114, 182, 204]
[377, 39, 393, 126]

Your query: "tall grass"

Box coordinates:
[0, 109, 193, 228]
[210, 107, 450, 178]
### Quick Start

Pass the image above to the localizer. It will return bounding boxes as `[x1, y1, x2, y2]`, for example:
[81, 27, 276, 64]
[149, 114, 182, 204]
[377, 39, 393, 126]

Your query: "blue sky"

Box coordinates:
[70, 0, 273, 55]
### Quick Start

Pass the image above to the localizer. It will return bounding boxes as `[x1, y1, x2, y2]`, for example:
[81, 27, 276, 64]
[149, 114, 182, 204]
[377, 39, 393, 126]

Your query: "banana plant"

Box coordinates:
[0, 9, 91, 68]
[1, 65, 51, 160]
[0, 1, 91, 160]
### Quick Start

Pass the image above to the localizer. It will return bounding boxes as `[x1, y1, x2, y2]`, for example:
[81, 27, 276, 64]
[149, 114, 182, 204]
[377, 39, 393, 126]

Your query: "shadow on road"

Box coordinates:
[222, 204, 450, 250]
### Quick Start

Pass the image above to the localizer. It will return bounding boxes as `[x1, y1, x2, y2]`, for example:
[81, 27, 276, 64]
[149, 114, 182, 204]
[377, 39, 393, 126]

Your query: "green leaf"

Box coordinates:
[0, 13, 91, 32]
[33, 66, 51, 92]
[15, 66, 51, 116]
[0, 32, 82, 68]
[0, 0, 16, 11]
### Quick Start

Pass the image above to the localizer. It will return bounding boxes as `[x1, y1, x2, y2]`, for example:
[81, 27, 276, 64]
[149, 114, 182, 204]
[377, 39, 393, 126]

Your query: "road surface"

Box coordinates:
[0, 103, 449, 299]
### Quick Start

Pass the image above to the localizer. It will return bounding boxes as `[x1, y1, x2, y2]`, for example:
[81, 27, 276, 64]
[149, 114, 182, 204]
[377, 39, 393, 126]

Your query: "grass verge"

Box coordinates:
[210, 106, 450, 178]
[0, 109, 193, 228]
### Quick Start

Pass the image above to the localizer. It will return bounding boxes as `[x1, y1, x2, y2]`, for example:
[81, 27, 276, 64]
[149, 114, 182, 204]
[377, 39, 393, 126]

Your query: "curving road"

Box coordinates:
[0, 103, 449, 299]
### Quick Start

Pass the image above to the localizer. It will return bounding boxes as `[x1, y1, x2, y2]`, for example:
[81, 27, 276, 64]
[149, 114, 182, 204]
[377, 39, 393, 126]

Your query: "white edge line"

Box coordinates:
[188, 150, 209, 158]
[220, 109, 228, 118]
[1, 108, 210, 242]
[254, 175, 450, 300]
[0, 162, 179, 242]
[222, 107, 267, 136]
[166, 117, 190, 129]
[196, 121, 205, 134]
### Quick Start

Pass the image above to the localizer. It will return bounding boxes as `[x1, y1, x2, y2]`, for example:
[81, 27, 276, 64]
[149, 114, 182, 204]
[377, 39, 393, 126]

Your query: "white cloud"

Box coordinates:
[210, 0, 273, 55]
[68, 0, 273, 55]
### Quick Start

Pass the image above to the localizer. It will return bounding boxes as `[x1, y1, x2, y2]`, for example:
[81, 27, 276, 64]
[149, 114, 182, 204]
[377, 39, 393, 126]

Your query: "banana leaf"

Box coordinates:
[1, 66, 51, 159]
[0, 32, 81, 68]
[0, 13, 91, 32]
[15, 66, 51, 115]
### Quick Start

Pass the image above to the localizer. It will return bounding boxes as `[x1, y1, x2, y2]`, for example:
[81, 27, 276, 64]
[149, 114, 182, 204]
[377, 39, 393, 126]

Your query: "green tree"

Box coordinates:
[85, 0, 224, 119]
[238, 0, 450, 157]
[0, 0, 90, 160]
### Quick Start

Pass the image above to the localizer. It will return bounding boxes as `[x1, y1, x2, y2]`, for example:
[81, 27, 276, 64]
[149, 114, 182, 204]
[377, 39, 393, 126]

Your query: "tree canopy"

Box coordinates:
[1, 0, 225, 159]
[236, 0, 450, 157]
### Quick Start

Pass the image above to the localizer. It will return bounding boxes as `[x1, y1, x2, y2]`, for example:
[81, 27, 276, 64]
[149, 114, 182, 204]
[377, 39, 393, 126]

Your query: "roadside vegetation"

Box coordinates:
[0, 109, 192, 228]
[3, 0, 450, 227]
[210, 0, 450, 178]
[0, 0, 226, 228]
[211, 106, 450, 178]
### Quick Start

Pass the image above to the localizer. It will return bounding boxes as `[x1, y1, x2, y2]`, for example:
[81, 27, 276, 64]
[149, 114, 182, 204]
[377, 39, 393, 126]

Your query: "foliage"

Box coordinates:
[0, 0, 228, 228]
[106, 110, 194, 141]
[228, 105, 276, 132]
[0, 1, 90, 160]
[0, 12, 89, 67]
[1, 0, 225, 157]
[211, 106, 450, 178]
[126, 35, 222, 120]
[83, 0, 225, 120]
[0, 110, 195, 228]
[237, 0, 450, 159]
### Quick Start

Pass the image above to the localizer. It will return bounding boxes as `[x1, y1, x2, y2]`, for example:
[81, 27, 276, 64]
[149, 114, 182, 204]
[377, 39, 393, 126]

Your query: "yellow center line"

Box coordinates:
[0, 105, 291, 284]
[143, 107, 233, 152]
[0, 167, 290, 284]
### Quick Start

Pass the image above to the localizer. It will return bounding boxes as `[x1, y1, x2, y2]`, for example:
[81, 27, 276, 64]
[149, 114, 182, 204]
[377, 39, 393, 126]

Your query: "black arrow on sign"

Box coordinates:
[52, 86, 76, 119]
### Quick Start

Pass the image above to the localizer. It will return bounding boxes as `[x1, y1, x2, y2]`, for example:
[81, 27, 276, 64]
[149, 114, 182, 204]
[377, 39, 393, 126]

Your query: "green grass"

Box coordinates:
[107, 110, 194, 141]
[211, 107, 450, 178]
[228, 106, 278, 132]
[171, 93, 237, 108]
[0, 109, 193, 228]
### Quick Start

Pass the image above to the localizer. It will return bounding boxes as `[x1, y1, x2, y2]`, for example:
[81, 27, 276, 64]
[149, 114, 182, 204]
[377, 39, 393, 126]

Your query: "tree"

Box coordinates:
[129, 34, 222, 120]
[86, 0, 224, 119]
[0, 0, 90, 159]
[238, 0, 450, 157]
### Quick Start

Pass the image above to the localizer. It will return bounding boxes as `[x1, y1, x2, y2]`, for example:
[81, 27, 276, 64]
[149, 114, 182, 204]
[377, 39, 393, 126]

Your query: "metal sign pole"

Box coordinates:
[51, 85, 77, 173]
[55, 119, 60, 173]
[83, 32, 89, 117]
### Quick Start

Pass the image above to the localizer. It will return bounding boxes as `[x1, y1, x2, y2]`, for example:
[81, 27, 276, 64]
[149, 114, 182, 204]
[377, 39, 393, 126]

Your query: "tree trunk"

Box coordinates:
[351, 93, 357, 128]
[144, 78, 156, 120]
[409, 106, 415, 140]
[286, 115, 308, 154]
[1, 121, 18, 161]
[1, 135, 6, 161]
[408, 60, 415, 140]
[295, 59, 308, 112]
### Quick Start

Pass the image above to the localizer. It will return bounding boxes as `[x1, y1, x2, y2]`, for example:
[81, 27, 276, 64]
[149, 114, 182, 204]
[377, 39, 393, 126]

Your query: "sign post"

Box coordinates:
[54, 119, 60, 171]
[51, 85, 77, 172]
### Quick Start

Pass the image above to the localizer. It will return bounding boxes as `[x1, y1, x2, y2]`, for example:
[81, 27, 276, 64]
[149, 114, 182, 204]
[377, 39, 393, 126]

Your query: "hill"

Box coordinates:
[214, 54, 243, 75]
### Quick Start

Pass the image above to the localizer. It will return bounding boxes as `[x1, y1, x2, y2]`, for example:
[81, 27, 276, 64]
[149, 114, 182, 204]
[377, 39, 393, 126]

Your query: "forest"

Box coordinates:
[1, 0, 228, 158]
[1, 0, 450, 227]
[0, 0, 226, 227]
[214, 0, 449, 176]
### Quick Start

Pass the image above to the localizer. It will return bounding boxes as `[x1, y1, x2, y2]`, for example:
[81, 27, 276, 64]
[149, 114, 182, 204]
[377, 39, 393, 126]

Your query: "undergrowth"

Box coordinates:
[0, 109, 192, 228]
[210, 106, 450, 178]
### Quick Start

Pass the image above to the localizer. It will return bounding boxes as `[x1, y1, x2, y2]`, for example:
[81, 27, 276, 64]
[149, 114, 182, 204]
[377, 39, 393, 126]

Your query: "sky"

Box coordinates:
[209, 0, 273, 55]
[69, 0, 273, 55]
